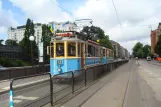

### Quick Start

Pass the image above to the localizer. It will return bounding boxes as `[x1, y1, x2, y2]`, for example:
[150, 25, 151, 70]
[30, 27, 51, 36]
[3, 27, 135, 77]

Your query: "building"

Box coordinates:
[0, 45, 23, 60]
[7, 23, 42, 43]
[8, 21, 77, 43]
[48, 21, 77, 33]
[150, 23, 161, 55]
[156, 23, 161, 39]
[110, 40, 120, 58]
[150, 30, 157, 54]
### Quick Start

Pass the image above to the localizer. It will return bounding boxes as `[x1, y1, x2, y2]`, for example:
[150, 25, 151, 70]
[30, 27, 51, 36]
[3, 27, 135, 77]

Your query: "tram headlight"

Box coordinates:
[58, 68, 62, 72]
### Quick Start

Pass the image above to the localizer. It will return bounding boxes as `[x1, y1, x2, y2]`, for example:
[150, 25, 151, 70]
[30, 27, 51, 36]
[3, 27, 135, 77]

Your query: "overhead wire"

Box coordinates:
[111, 0, 123, 33]
[50, 0, 72, 16]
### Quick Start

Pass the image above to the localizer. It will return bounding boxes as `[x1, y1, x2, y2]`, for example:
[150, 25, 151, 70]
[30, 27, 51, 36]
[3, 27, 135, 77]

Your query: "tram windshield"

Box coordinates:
[56, 43, 64, 57]
[68, 43, 76, 56]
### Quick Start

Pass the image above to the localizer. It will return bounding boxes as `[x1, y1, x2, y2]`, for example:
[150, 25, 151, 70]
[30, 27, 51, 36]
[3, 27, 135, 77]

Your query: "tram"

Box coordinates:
[47, 31, 114, 76]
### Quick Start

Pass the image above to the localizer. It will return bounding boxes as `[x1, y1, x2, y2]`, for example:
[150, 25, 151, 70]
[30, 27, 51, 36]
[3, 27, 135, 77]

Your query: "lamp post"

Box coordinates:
[29, 35, 35, 66]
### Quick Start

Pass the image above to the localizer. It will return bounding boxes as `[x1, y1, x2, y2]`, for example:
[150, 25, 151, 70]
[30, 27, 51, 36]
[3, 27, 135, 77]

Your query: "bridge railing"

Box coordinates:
[10, 60, 129, 107]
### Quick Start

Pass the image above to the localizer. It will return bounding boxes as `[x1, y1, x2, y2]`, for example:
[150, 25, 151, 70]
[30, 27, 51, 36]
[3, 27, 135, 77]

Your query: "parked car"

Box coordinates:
[147, 56, 151, 61]
[0, 65, 8, 71]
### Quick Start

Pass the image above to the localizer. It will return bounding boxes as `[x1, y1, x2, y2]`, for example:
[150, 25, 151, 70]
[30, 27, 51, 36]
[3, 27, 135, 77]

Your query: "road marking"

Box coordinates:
[2, 78, 49, 90]
[158, 78, 161, 80]
[14, 95, 39, 103]
[2, 87, 9, 90]
[14, 100, 22, 103]
[149, 73, 153, 75]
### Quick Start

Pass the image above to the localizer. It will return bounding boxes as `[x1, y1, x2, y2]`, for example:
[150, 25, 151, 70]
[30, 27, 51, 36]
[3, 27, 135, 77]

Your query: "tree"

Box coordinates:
[155, 35, 161, 57]
[80, 26, 105, 41]
[5, 39, 18, 45]
[19, 18, 38, 63]
[142, 45, 151, 58]
[80, 26, 113, 49]
[0, 39, 4, 45]
[132, 42, 143, 58]
[41, 24, 52, 63]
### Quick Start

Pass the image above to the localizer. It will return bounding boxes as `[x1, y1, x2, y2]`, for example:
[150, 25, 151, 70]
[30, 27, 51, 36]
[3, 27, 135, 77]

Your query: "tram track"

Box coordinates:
[76, 61, 133, 107]
[121, 61, 134, 107]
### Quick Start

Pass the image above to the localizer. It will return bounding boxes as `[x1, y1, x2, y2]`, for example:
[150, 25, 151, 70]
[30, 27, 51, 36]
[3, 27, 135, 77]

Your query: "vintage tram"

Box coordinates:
[47, 31, 114, 76]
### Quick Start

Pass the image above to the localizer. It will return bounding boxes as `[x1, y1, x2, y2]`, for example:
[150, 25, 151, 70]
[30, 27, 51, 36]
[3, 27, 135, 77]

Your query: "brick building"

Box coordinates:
[151, 30, 157, 54]
[151, 23, 161, 55]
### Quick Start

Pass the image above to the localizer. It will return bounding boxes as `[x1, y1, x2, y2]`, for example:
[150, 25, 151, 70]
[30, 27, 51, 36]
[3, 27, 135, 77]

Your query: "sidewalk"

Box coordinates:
[147, 60, 161, 66]
[59, 61, 133, 107]
[0, 80, 10, 94]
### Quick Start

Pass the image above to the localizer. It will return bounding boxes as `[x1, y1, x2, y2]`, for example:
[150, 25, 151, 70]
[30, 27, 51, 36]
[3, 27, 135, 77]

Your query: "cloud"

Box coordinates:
[9, 0, 73, 23]
[0, 0, 19, 40]
[73, 0, 161, 51]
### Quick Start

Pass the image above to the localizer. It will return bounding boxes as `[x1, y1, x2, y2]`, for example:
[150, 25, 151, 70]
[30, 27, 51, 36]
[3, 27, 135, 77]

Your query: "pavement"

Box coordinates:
[0, 60, 161, 107]
[59, 60, 161, 107]
[147, 60, 161, 66]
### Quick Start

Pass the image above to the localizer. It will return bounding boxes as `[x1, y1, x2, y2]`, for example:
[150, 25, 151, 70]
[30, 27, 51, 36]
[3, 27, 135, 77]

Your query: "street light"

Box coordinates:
[29, 35, 35, 66]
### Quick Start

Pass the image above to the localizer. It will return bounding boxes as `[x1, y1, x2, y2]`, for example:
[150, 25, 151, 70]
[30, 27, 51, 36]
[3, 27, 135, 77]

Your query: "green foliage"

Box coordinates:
[132, 42, 151, 58]
[41, 24, 52, 63]
[132, 42, 143, 58]
[155, 35, 161, 57]
[0, 39, 4, 45]
[0, 57, 29, 67]
[80, 26, 113, 49]
[19, 18, 38, 62]
[142, 45, 151, 58]
[138, 49, 143, 58]
[5, 39, 18, 45]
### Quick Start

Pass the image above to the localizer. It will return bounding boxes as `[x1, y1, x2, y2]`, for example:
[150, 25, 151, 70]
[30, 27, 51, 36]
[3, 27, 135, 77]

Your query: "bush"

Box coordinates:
[0, 57, 31, 67]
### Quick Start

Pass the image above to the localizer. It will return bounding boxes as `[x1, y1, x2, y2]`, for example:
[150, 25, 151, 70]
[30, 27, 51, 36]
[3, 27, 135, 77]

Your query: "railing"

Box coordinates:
[0, 65, 50, 80]
[10, 60, 129, 107]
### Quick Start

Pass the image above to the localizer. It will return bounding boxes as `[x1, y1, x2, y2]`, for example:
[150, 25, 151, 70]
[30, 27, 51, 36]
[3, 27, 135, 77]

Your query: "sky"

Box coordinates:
[0, 0, 161, 53]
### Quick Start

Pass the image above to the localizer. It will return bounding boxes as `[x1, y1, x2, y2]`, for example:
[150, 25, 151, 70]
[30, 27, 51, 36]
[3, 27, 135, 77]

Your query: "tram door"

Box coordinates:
[81, 43, 85, 68]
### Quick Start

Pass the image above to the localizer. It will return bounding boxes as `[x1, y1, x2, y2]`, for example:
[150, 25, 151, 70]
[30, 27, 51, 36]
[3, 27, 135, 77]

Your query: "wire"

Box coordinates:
[112, 0, 123, 32]
[50, 0, 72, 16]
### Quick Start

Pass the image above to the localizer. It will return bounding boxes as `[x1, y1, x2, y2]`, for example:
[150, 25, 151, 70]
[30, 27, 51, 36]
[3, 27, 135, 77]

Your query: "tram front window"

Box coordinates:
[56, 43, 64, 57]
[68, 43, 76, 56]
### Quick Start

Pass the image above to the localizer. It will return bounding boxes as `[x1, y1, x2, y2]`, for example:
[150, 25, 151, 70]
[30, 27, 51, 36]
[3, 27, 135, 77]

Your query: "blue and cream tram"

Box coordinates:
[47, 31, 114, 76]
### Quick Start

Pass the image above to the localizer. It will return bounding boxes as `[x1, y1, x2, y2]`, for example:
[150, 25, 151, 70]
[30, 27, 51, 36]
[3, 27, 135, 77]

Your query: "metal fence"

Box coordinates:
[10, 60, 129, 107]
[10, 73, 51, 107]
[0, 65, 50, 80]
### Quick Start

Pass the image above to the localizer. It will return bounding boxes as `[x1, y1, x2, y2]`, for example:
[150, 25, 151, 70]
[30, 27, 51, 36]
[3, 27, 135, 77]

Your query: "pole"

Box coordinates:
[31, 41, 33, 67]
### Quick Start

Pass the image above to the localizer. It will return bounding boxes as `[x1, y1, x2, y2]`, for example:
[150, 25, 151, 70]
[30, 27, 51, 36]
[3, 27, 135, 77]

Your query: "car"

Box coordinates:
[0, 65, 8, 71]
[147, 56, 151, 61]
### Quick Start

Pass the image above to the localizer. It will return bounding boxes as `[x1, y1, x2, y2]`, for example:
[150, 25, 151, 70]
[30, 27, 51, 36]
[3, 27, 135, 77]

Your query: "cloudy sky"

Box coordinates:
[0, 0, 161, 53]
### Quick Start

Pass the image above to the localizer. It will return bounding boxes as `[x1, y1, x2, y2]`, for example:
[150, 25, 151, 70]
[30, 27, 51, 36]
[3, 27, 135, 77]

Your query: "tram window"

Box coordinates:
[68, 43, 76, 56]
[78, 43, 80, 57]
[50, 43, 54, 57]
[88, 45, 95, 57]
[56, 43, 64, 57]
[50, 46, 54, 57]
[103, 49, 106, 57]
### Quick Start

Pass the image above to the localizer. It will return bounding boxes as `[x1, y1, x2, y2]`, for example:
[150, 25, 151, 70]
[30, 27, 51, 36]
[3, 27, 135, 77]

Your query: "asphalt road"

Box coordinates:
[60, 60, 161, 107]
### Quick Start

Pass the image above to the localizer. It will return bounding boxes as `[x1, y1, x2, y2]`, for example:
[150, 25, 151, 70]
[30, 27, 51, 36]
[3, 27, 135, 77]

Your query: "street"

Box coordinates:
[0, 60, 161, 107]
[61, 60, 161, 107]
